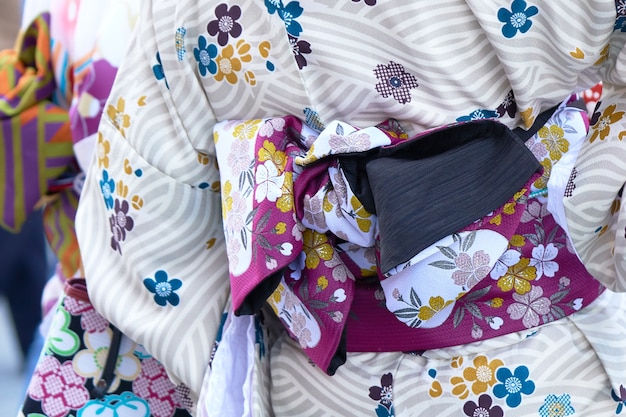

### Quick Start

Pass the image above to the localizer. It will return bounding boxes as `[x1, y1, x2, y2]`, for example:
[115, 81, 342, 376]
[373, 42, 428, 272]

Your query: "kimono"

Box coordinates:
[74, 0, 626, 415]
[0, 0, 194, 415]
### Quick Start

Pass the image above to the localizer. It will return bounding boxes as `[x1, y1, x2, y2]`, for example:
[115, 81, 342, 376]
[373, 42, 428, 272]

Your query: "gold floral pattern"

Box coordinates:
[303, 229, 333, 269]
[96, 132, 110, 168]
[463, 355, 504, 395]
[589, 104, 625, 143]
[497, 258, 537, 295]
[106, 97, 131, 137]
[539, 124, 569, 160]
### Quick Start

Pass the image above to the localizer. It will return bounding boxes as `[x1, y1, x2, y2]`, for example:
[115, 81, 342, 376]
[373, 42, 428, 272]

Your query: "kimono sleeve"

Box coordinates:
[74, 9, 229, 399]
[564, 17, 626, 291]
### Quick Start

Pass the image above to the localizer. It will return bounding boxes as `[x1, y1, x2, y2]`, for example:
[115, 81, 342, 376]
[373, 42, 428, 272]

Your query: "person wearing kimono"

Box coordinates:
[70, 0, 626, 415]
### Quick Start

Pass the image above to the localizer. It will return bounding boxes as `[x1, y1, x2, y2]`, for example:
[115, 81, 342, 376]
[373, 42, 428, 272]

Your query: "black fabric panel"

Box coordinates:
[236, 269, 284, 316]
[342, 120, 542, 273]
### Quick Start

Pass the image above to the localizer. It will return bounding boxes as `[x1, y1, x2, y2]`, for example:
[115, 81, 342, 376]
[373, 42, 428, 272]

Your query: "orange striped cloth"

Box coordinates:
[0, 13, 79, 276]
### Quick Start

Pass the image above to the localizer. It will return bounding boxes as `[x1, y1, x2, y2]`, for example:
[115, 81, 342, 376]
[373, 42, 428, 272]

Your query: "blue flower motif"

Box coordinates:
[265, 0, 283, 15]
[143, 270, 183, 307]
[99, 169, 115, 209]
[539, 394, 575, 417]
[497, 0, 538, 38]
[152, 52, 169, 89]
[278, 1, 304, 36]
[616, 16, 626, 32]
[375, 404, 395, 417]
[456, 109, 499, 122]
[493, 365, 535, 408]
[612, 384, 626, 414]
[193, 36, 218, 77]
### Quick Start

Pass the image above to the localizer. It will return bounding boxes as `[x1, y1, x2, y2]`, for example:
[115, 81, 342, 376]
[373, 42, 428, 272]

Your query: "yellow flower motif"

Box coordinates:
[490, 189, 527, 225]
[214, 130, 220, 144]
[539, 124, 569, 161]
[96, 132, 110, 168]
[233, 120, 261, 141]
[489, 298, 504, 308]
[450, 376, 470, 399]
[131, 195, 144, 211]
[589, 104, 625, 143]
[489, 214, 503, 226]
[258, 140, 287, 172]
[222, 180, 233, 218]
[503, 202, 516, 215]
[317, 276, 329, 292]
[268, 283, 285, 315]
[272, 283, 285, 303]
[303, 229, 333, 269]
[595, 44, 609, 66]
[429, 380, 443, 398]
[451, 356, 464, 369]
[510, 235, 526, 247]
[569, 47, 585, 59]
[215, 44, 242, 84]
[611, 198, 622, 216]
[106, 97, 131, 137]
[418, 296, 454, 321]
[520, 107, 535, 129]
[361, 266, 377, 277]
[198, 151, 211, 165]
[235, 39, 252, 63]
[116, 180, 129, 198]
[351, 196, 372, 233]
[275, 222, 287, 235]
[295, 144, 319, 165]
[323, 194, 334, 213]
[533, 158, 552, 190]
[276, 172, 294, 213]
[463, 356, 504, 395]
[497, 257, 536, 295]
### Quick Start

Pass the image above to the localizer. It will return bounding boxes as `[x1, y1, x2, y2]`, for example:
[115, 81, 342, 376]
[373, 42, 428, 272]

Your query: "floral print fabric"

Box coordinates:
[268, 288, 626, 416]
[18, 280, 193, 417]
[213, 100, 603, 375]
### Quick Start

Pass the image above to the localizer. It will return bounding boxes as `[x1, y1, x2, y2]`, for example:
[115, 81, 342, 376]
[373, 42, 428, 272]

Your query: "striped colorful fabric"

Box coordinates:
[43, 187, 81, 277]
[0, 13, 76, 272]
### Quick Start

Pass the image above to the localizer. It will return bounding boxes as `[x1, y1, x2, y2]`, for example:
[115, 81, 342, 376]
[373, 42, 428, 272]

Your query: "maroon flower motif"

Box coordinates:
[110, 198, 135, 254]
[352, 0, 376, 5]
[374, 61, 418, 104]
[28, 356, 90, 417]
[288, 34, 312, 69]
[496, 90, 517, 118]
[207, 3, 243, 46]
[133, 358, 183, 417]
[369, 373, 393, 408]
[64, 296, 109, 333]
[463, 394, 504, 417]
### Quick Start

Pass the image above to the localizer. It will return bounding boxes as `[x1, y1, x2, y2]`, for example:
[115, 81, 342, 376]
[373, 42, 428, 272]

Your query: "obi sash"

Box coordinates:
[214, 101, 604, 375]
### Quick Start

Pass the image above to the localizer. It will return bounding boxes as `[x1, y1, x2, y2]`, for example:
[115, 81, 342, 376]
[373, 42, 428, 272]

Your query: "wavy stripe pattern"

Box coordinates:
[270, 291, 626, 416]
[76, 0, 626, 408]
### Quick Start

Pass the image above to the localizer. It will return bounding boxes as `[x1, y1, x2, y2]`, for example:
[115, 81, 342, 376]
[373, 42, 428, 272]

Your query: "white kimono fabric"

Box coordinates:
[75, 0, 626, 415]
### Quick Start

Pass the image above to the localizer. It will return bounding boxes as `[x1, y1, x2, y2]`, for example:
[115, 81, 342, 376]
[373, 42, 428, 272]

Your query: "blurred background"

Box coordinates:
[0, 1, 49, 416]
[0, 298, 29, 416]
